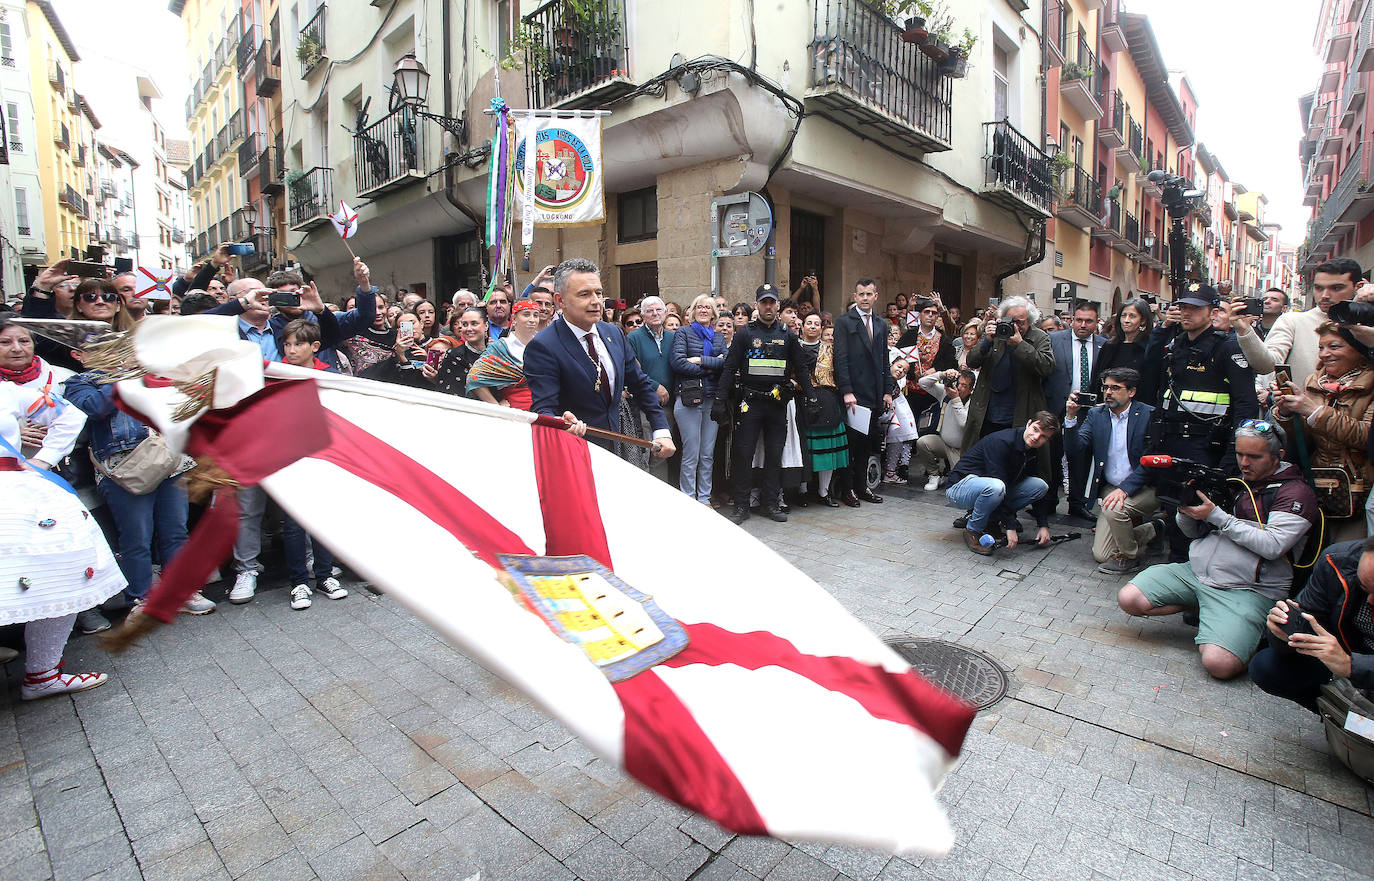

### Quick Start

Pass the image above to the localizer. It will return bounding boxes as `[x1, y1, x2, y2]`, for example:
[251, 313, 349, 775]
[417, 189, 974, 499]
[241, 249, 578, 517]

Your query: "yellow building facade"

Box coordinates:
[177, 0, 244, 256]
[27, 1, 88, 263]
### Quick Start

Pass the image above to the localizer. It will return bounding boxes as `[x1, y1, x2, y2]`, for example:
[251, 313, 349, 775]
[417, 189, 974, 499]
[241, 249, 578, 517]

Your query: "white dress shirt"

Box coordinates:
[1070, 335, 1095, 396]
[564, 318, 669, 440]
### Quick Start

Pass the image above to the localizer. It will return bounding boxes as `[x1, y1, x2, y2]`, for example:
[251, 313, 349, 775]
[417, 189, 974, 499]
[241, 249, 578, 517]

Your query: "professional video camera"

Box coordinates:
[1146, 170, 1206, 219]
[1140, 455, 1233, 509]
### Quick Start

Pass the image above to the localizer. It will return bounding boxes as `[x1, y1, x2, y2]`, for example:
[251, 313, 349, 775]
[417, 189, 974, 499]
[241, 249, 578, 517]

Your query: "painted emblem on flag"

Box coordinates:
[330, 200, 359, 239]
[499, 553, 688, 682]
[135, 267, 175, 300]
[514, 126, 600, 214]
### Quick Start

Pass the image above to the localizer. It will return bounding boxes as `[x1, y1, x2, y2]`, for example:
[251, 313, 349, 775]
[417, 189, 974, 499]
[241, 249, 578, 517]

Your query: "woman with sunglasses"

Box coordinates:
[20, 264, 116, 370]
[619, 307, 643, 335]
[1274, 321, 1374, 540]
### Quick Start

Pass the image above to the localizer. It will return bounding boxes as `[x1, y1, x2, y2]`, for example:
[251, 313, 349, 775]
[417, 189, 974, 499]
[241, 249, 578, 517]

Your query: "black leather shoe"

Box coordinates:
[841, 490, 861, 508]
[763, 508, 788, 523]
[857, 488, 884, 504]
[821, 493, 841, 508]
[953, 511, 971, 529]
[726, 507, 750, 525]
[792, 494, 809, 509]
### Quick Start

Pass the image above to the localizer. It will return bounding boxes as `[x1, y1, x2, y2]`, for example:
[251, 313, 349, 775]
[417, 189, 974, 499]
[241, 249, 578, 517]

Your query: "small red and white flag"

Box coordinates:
[111, 319, 976, 856]
[329, 199, 359, 239]
[135, 267, 175, 300]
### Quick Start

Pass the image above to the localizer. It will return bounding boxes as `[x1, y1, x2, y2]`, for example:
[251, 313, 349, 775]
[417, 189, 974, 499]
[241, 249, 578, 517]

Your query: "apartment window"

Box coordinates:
[617, 187, 657, 243]
[993, 45, 1009, 124]
[14, 188, 28, 234]
[6, 103, 19, 151]
[0, 23, 11, 61]
[1072, 136, 1083, 168]
[1058, 123, 1070, 156]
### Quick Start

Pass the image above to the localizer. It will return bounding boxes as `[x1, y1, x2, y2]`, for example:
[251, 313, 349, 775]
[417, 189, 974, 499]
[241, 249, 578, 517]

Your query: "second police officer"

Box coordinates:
[713, 283, 813, 525]
[1142, 281, 1259, 562]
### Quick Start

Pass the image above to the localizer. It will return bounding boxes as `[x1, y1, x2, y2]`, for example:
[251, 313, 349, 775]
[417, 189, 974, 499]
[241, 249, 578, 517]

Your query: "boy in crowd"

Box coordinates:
[278, 319, 349, 610]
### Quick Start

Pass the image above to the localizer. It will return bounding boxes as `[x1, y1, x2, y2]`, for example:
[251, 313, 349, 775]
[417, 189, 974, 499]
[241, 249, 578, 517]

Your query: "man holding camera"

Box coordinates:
[1064, 367, 1160, 574]
[964, 296, 1056, 444]
[1142, 283, 1258, 562]
[1045, 300, 1107, 521]
[1118, 422, 1318, 680]
[1250, 536, 1374, 713]
[912, 368, 974, 491]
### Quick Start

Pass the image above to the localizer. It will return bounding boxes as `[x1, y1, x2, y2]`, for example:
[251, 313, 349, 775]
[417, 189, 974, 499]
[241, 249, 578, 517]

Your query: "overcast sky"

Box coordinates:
[51, 0, 1319, 246]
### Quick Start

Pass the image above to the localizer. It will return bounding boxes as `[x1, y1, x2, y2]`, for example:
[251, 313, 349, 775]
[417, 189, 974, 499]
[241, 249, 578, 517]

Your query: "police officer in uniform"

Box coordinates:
[1142, 282, 1259, 561]
[713, 284, 814, 525]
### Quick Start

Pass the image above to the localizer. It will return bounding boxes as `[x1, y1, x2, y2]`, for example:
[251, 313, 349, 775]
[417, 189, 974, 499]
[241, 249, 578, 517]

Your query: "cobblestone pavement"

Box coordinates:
[1, 485, 1372, 881]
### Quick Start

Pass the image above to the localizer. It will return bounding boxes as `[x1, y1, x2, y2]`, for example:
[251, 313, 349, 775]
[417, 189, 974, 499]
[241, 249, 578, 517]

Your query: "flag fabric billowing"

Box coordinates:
[135, 267, 175, 300]
[108, 321, 975, 856]
[329, 200, 359, 240]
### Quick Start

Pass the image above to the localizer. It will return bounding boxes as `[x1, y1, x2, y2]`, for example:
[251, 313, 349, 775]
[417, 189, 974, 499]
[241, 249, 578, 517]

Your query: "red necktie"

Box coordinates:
[585, 332, 611, 405]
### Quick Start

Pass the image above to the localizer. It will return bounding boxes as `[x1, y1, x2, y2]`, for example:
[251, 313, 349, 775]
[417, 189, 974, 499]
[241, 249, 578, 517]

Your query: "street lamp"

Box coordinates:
[1143, 231, 1156, 250]
[242, 201, 258, 230]
[390, 53, 465, 141]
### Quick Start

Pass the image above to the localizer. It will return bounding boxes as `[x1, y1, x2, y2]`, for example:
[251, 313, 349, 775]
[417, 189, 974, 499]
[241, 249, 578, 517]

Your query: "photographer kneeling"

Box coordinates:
[944, 411, 1058, 556]
[1251, 537, 1373, 713]
[1118, 422, 1318, 680]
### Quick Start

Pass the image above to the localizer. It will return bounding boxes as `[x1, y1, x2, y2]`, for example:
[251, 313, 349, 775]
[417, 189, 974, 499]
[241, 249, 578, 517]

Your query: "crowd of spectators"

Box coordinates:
[1, 251, 1369, 779]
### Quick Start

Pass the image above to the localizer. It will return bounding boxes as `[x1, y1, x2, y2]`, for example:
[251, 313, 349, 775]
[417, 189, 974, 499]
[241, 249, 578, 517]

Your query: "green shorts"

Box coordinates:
[1132, 562, 1273, 663]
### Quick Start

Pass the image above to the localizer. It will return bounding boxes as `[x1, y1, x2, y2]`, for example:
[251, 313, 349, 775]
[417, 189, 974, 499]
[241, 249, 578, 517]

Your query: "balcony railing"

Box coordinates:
[239, 24, 260, 76]
[229, 206, 256, 241]
[1124, 211, 1138, 247]
[54, 123, 69, 149]
[289, 166, 332, 228]
[255, 42, 282, 97]
[1311, 141, 1374, 247]
[982, 120, 1053, 217]
[242, 227, 275, 273]
[522, 0, 631, 109]
[1046, 0, 1066, 65]
[261, 141, 284, 194]
[1100, 90, 1125, 150]
[1100, 0, 1127, 53]
[1128, 118, 1144, 161]
[298, 5, 326, 75]
[239, 131, 264, 174]
[17, 225, 30, 236]
[1060, 34, 1104, 118]
[0, 55, 15, 68]
[48, 60, 63, 91]
[805, 0, 953, 156]
[1055, 161, 1100, 228]
[7, 137, 19, 154]
[354, 107, 427, 197]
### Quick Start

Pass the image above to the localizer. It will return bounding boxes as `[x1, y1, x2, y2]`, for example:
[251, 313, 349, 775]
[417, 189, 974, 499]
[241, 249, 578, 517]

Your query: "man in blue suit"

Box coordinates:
[1064, 366, 1161, 575]
[1045, 300, 1107, 521]
[524, 258, 675, 459]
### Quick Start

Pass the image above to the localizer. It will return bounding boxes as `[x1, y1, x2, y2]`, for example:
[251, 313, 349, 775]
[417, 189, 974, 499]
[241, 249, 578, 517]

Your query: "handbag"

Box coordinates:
[91, 432, 180, 495]
[803, 386, 843, 429]
[678, 378, 705, 408]
[1310, 466, 1367, 520]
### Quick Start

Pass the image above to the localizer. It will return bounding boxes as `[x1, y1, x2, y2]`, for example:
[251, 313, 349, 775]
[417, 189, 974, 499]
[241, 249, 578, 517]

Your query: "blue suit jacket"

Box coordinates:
[1064, 400, 1155, 503]
[525, 319, 668, 443]
[1045, 328, 1107, 413]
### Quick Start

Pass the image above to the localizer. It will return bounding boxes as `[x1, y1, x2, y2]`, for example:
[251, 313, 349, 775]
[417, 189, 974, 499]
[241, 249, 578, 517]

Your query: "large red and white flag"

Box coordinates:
[109, 318, 976, 856]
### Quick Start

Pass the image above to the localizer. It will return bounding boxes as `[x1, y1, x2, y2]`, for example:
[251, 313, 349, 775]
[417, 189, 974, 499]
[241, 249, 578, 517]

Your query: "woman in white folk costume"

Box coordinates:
[0, 318, 125, 697]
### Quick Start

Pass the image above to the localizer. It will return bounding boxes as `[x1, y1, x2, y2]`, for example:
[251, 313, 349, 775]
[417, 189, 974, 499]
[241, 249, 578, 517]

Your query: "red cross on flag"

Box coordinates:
[135, 267, 175, 300]
[329, 199, 359, 240]
[108, 319, 977, 857]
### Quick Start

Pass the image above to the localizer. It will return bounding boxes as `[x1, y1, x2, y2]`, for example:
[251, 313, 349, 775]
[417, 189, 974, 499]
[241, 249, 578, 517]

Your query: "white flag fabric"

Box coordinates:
[112, 323, 975, 857]
[513, 113, 605, 242]
[135, 267, 175, 300]
[329, 200, 359, 239]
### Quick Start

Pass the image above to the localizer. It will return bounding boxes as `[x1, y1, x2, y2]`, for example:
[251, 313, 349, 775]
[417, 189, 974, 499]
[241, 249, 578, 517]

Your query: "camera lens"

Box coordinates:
[1328, 300, 1374, 327]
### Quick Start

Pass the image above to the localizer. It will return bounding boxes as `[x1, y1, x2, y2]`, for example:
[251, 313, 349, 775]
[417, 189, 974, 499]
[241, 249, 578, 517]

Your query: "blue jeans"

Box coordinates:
[945, 475, 1048, 534]
[674, 398, 718, 504]
[1249, 646, 1331, 714]
[282, 513, 333, 586]
[98, 475, 189, 600]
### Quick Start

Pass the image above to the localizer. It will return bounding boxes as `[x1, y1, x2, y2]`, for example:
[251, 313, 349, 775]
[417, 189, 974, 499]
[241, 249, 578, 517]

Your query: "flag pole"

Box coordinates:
[341, 238, 356, 261]
[530, 413, 658, 449]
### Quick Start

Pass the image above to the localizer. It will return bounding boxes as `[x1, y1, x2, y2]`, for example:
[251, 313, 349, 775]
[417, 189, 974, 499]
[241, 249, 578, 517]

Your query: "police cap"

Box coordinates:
[755, 283, 779, 301]
[1176, 282, 1217, 308]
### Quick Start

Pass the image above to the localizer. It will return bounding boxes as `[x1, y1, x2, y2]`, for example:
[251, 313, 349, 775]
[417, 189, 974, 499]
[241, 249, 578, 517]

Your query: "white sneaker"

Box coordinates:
[22, 668, 107, 700]
[289, 584, 313, 610]
[180, 591, 216, 615]
[229, 572, 257, 604]
[924, 474, 941, 492]
[316, 577, 348, 600]
[330, 565, 342, 577]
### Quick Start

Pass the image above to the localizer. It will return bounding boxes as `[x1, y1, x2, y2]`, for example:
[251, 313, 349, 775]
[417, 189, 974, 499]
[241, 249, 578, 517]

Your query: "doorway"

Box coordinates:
[790, 209, 826, 301]
[435, 231, 485, 303]
[933, 258, 963, 316]
[619, 262, 659, 307]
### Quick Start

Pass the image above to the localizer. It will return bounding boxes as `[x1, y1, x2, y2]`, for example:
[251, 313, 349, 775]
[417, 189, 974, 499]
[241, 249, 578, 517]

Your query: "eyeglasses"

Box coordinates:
[1102, 383, 1128, 392]
[625, 319, 643, 327]
[80, 292, 120, 304]
[1240, 419, 1276, 434]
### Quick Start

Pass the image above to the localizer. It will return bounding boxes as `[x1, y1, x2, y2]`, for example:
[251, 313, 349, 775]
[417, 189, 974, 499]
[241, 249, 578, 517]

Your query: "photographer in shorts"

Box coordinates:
[1250, 537, 1374, 713]
[1117, 422, 1318, 680]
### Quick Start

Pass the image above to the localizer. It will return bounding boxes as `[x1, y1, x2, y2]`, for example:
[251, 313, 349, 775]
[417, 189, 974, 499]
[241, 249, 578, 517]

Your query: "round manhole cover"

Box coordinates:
[885, 638, 1007, 710]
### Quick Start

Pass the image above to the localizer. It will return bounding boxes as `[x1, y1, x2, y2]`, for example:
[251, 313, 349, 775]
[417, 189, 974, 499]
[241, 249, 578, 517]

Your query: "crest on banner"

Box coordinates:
[512, 116, 605, 226]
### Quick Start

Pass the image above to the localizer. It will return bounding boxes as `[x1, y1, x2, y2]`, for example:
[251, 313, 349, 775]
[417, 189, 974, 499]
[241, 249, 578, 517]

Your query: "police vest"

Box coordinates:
[1164, 331, 1233, 420]
[742, 329, 789, 385]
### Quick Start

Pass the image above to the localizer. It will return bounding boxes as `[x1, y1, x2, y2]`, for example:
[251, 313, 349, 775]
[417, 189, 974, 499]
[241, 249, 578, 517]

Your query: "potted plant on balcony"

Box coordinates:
[940, 28, 976, 77]
[893, 1, 932, 44]
[921, 12, 954, 62]
[1050, 151, 1076, 196]
[296, 33, 322, 70]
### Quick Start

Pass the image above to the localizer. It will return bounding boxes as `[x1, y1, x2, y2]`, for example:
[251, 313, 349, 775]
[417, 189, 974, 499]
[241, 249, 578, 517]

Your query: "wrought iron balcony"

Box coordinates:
[1055, 161, 1100, 230]
[54, 123, 70, 149]
[1060, 35, 1103, 120]
[239, 132, 264, 176]
[239, 25, 259, 77]
[1342, 68, 1366, 128]
[255, 42, 281, 97]
[1092, 195, 1126, 246]
[981, 120, 1053, 218]
[242, 227, 275, 273]
[1046, 0, 1066, 67]
[230, 206, 256, 241]
[288, 166, 332, 229]
[260, 143, 284, 195]
[1128, 118, 1143, 164]
[1359, 1, 1374, 74]
[298, 5, 326, 76]
[1100, 0, 1127, 54]
[1310, 142, 1374, 247]
[522, 0, 632, 109]
[48, 60, 63, 90]
[8, 137, 19, 154]
[1100, 90, 1125, 150]
[805, 0, 952, 157]
[354, 107, 427, 198]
